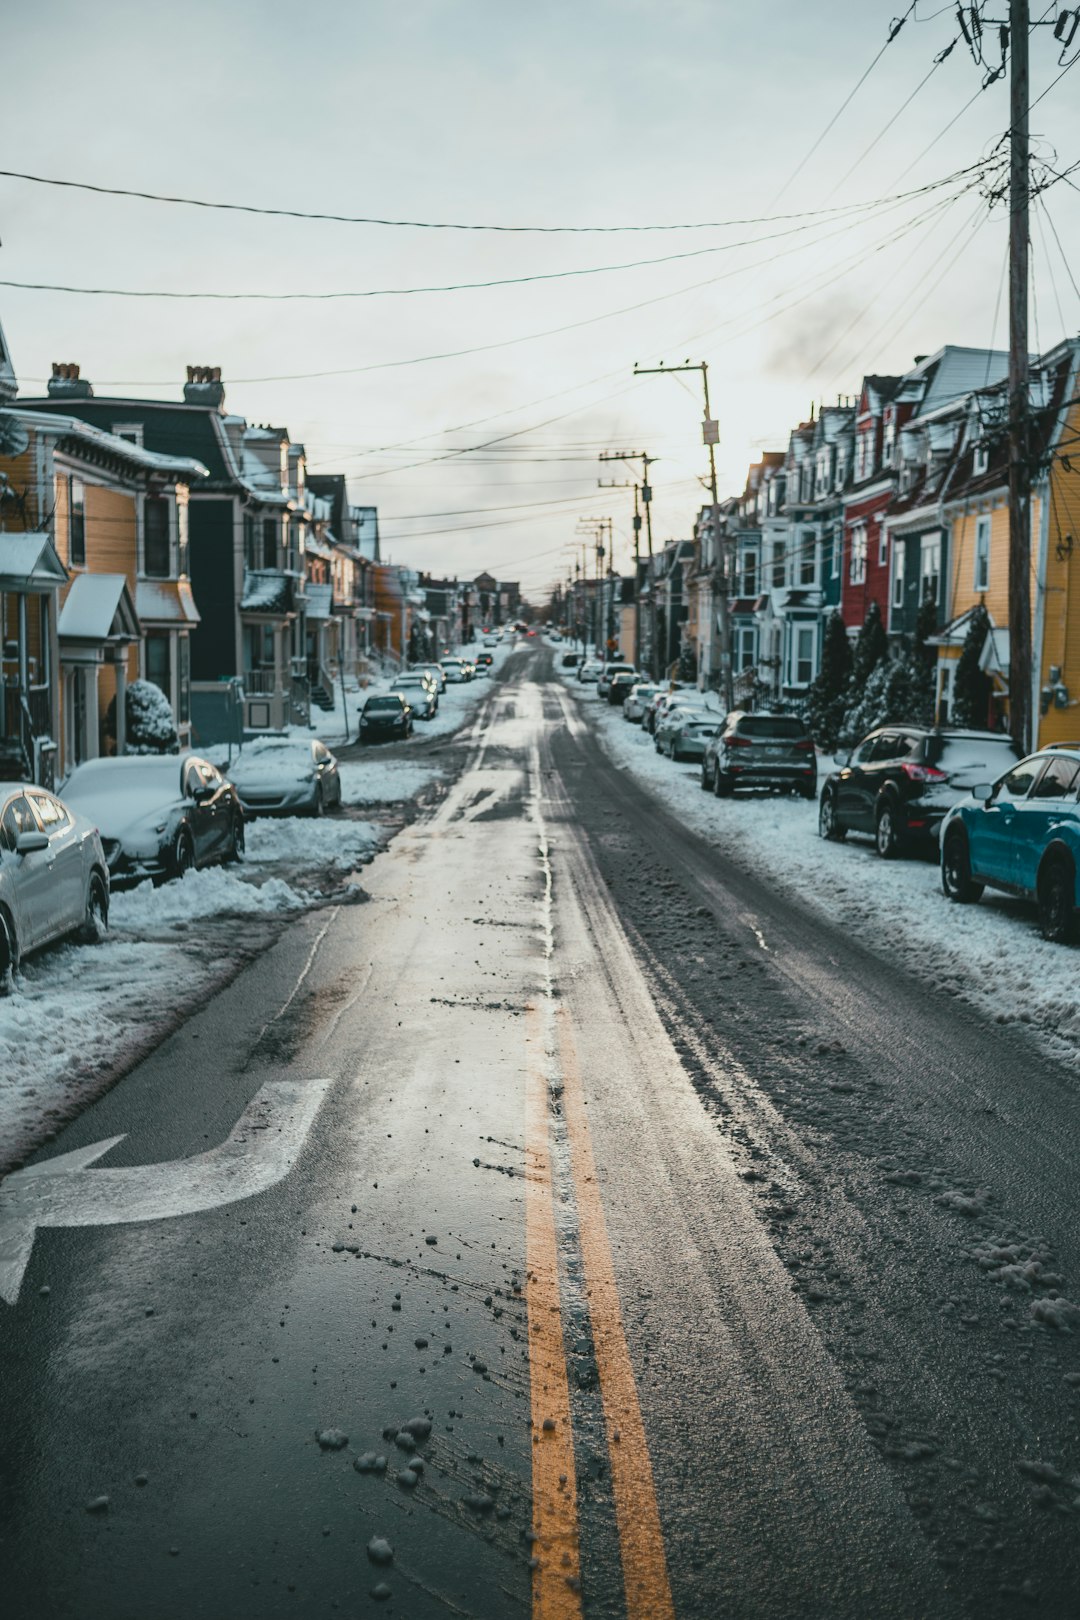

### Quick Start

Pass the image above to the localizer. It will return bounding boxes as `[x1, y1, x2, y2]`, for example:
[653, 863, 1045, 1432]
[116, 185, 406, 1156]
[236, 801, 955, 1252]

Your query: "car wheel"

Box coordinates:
[875, 802, 902, 859]
[313, 782, 326, 819]
[224, 815, 245, 862]
[942, 829, 983, 904]
[1037, 858, 1077, 944]
[76, 872, 109, 943]
[0, 908, 18, 993]
[654, 738, 662, 753]
[171, 828, 195, 881]
[818, 790, 846, 841]
[700, 765, 711, 791]
[713, 771, 733, 798]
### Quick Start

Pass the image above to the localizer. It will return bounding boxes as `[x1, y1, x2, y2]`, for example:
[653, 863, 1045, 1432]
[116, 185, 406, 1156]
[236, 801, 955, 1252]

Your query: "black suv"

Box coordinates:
[818, 726, 1018, 857]
[701, 711, 817, 798]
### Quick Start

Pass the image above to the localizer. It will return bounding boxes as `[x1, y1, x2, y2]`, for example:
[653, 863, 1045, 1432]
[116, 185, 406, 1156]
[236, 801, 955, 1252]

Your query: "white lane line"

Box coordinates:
[0, 1077, 332, 1306]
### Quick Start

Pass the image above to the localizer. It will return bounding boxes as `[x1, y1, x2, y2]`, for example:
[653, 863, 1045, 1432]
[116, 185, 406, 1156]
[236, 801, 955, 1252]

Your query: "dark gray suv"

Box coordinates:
[701, 712, 817, 798]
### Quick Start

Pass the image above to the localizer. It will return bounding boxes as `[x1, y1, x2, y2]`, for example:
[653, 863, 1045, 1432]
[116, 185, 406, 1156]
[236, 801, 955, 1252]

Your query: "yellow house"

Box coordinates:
[1034, 340, 1080, 746]
[1, 349, 207, 778]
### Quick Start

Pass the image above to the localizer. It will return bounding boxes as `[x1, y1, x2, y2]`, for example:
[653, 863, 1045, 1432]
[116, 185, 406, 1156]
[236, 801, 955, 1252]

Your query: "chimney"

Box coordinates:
[47, 362, 94, 399]
[183, 364, 225, 408]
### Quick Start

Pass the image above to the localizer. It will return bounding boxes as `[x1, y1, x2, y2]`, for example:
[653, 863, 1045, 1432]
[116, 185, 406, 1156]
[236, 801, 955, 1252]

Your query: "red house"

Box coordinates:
[840, 375, 902, 629]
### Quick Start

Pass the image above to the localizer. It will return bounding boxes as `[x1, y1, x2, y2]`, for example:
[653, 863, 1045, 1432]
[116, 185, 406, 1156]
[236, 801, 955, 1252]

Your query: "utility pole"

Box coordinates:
[633, 363, 733, 710]
[1007, 0, 1031, 754]
[599, 473, 642, 667]
[601, 449, 658, 677]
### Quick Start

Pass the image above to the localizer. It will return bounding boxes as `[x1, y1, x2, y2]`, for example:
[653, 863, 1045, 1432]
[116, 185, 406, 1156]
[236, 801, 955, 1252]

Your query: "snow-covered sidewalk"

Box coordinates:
[568, 681, 1080, 1070]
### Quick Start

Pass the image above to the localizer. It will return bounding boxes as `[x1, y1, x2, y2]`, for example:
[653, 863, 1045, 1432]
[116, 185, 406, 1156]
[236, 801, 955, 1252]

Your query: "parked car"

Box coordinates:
[597, 662, 636, 699]
[818, 726, 1018, 856]
[607, 671, 639, 706]
[654, 702, 714, 755]
[660, 713, 723, 762]
[410, 662, 447, 693]
[391, 675, 438, 719]
[227, 736, 342, 816]
[941, 744, 1080, 941]
[62, 754, 245, 885]
[560, 651, 583, 670]
[646, 689, 700, 737]
[623, 682, 661, 722]
[359, 693, 414, 743]
[0, 784, 109, 985]
[577, 659, 602, 684]
[439, 658, 469, 685]
[703, 712, 816, 799]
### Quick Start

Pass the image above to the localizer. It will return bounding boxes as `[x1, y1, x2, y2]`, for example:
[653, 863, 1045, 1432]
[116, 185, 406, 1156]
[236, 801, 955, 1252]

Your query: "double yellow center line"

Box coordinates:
[525, 1003, 675, 1620]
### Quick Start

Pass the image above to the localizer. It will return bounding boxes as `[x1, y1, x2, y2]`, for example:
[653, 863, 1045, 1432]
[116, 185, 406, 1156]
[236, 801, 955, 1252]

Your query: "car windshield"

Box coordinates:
[927, 735, 1019, 783]
[736, 716, 808, 740]
[237, 738, 304, 758]
[365, 697, 403, 712]
[64, 758, 183, 799]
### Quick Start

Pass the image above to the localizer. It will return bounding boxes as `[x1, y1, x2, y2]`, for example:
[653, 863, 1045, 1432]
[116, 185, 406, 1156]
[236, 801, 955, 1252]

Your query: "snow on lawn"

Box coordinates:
[570, 681, 1080, 1069]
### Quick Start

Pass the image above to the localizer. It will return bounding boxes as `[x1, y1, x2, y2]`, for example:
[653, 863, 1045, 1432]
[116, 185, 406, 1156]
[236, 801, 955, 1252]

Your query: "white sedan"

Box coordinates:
[0, 783, 109, 987]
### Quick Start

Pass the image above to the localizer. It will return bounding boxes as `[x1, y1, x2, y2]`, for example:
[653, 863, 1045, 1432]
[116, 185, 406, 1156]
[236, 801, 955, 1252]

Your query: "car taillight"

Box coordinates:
[901, 762, 947, 783]
[726, 734, 751, 748]
[794, 738, 816, 753]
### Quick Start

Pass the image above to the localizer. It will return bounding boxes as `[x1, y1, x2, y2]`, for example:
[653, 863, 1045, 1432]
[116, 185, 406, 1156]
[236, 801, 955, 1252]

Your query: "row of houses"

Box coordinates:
[628, 338, 1079, 747]
[0, 319, 519, 787]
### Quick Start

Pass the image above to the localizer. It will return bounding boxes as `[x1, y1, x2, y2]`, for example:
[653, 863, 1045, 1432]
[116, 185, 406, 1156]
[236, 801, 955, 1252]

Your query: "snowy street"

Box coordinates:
[3, 641, 1080, 1618]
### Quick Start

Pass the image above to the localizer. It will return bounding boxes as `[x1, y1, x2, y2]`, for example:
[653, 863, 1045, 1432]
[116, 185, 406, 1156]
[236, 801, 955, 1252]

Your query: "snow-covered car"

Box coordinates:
[226, 737, 342, 817]
[623, 682, 661, 722]
[391, 675, 438, 719]
[0, 784, 109, 986]
[577, 660, 602, 684]
[660, 714, 723, 762]
[654, 704, 713, 755]
[645, 689, 700, 737]
[62, 754, 245, 885]
[439, 658, 470, 685]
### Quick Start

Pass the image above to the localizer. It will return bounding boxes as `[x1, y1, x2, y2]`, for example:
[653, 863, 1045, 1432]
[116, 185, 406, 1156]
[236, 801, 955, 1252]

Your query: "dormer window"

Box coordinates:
[973, 441, 989, 476]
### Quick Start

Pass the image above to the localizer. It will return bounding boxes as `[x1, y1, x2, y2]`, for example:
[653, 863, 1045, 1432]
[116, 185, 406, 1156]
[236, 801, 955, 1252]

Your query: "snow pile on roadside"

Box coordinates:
[337, 759, 444, 804]
[573, 683, 1080, 1068]
[246, 815, 386, 868]
[110, 867, 305, 929]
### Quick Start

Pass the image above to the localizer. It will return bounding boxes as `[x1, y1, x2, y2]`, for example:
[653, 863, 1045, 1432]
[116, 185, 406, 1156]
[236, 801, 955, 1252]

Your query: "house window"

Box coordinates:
[974, 515, 991, 592]
[144, 497, 170, 577]
[920, 532, 941, 607]
[790, 624, 815, 687]
[850, 526, 867, 586]
[178, 634, 190, 724]
[973, 442, 989, 476]
[829, 530, 840, 580]
[771, 537, 786, 588]
[892, 542, 906, 610]
[735, 625, 758, 670]
[740, 547, 759, 597]
[855, 432, 869, 482]
[799, 530, 816, 586]
[145, 631, 171, 699]
[878, 522, 888, 567]
[177, 500, 189, 577]
[883, 419, 896, 467]
[69, 476, 86, 566]
[244, 624, 276, 671]
[262, 518, 279, 569]
[938, 660, 954, 725]
[111, 423, 144, 448]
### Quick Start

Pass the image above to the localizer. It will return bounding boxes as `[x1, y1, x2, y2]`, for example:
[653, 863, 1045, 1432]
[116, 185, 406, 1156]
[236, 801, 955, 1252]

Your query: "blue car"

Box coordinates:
[940, 744, 1080, 942]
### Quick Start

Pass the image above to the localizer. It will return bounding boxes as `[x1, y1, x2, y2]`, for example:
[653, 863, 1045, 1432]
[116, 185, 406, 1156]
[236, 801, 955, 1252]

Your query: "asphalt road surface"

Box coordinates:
[3, 643, 1080, 1619]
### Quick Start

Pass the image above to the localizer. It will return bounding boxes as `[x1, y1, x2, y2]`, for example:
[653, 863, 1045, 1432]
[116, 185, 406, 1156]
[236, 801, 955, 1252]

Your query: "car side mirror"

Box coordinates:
[16, 830, 49, 854]
[972, 782, 993, 802]
[833, 750, 852, 767]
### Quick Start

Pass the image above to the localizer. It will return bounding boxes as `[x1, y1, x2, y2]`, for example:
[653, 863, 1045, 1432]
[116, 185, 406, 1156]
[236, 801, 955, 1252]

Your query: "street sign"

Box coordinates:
[0, 1077, 332, 1305]
[702, 419, 719, 446]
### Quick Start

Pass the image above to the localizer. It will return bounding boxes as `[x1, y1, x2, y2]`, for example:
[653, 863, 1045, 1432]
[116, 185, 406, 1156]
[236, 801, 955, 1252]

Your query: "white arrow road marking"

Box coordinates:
[0, 1077, 332, 1306]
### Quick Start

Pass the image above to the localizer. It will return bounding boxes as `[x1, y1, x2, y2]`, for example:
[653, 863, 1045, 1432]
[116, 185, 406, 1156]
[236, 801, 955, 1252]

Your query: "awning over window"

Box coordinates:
[0, 532, 67, 593]
[58, 573, 139, 644]
[980, 624, 1010, 678]
[135, 578, 201, 627]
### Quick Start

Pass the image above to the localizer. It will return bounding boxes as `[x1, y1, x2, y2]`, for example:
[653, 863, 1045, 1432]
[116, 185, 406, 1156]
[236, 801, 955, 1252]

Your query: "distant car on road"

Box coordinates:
[597, 662, 636, 699]
[359, 693, 414, 743]
[560, 650, 583, 670]
[62, 754, 245, 884]
[703, 712, 816, 799]
[409, 662, 446, 693]
[475, 651, 495, 672]
[577, 659, 602, 685]
[819, 726, 1018, 856]
[391, 675, 439, 719]
[623, 682, 661, 723]
[941, 744, 1080, 941]
[0, 784, 109, 986]
[227, 736, 342, 816]
[661, 713, 723, 762]
[606, 671, 639, 706]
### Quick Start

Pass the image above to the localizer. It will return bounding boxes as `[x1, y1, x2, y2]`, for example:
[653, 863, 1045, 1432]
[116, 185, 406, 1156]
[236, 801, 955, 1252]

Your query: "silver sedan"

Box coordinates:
[0, 783, 109, 987]
[226, 737, 342, 816]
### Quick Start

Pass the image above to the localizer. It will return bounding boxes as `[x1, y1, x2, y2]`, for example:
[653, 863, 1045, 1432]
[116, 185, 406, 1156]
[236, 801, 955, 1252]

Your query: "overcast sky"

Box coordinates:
[3, 1, 1078, 598]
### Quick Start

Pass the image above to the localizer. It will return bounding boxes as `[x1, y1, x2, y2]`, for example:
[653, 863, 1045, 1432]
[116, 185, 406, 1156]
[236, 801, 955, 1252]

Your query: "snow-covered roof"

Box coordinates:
[58, 573, 140, 642]
[914, 347, 1008, 419]
[240, 569, 294, 615]
[0, 532, 67, 592]
[305, 583, 333, 621]
[2, 408, 208, 480]
[135, 578, 200, 627]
